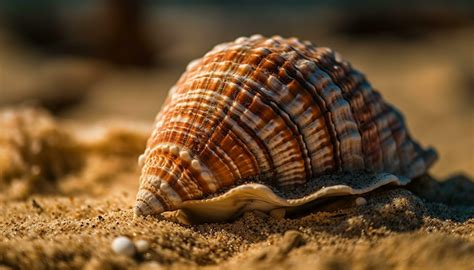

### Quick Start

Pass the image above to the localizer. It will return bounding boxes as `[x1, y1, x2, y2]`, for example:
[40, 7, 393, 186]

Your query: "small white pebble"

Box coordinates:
[355, 197, 367, 206]
[112, 236, 135, 257]
[135, 239, 150, 253]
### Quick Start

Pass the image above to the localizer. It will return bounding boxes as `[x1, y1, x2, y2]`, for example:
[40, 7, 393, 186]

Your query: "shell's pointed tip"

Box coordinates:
[135, 189, 165, 216]
[134, 200, 164, 217]
[133, 203, 145, 217]
[133, 205, 143, 218]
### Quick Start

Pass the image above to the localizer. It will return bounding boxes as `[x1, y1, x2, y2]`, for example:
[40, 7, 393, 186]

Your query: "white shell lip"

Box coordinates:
[177, 173, 410, 223]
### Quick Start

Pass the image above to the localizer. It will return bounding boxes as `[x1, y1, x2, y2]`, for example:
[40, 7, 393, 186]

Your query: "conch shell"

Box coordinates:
[134, 35, 437, 222]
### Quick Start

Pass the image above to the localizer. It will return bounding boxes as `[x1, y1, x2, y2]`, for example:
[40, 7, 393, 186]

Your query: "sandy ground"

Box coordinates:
[0, 12, 473, 269]
[0, 107, 473, 270]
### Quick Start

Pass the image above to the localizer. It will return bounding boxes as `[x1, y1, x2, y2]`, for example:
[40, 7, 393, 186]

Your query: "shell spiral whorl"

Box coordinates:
[135, 35, 437, 219]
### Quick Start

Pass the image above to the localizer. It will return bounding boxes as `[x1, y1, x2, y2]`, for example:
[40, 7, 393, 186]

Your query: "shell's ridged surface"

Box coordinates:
[135, 35, 437, 218]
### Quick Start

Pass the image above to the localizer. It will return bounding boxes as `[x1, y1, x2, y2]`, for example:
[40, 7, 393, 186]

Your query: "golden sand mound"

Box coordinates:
[0, 107, 473, 269]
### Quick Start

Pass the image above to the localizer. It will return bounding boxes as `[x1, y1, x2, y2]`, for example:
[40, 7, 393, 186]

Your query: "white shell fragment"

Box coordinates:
[112, 236, 136, 257]
[134, 35, 438, 222]
[355, 197, 367, 206]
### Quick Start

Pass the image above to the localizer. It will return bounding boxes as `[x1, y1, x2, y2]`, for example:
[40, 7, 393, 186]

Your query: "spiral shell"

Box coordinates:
[134, 35, 437, 221]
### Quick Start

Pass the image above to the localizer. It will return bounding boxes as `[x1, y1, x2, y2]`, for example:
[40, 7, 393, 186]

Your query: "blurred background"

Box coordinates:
[0, 0, 472, 177]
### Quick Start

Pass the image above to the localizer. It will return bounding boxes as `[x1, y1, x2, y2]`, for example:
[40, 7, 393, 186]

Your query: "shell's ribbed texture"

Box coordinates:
[135, 35, 437, 217]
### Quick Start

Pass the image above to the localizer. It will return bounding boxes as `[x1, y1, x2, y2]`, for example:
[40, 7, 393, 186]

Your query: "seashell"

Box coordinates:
[134, 35, 437, 222]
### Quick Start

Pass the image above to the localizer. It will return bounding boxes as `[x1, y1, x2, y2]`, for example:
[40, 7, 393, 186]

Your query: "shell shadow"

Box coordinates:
[406, 173, 474, 222]
[196, 187, 427, 245]
[290, 187, 428, 233]
[197, 174, 474, 244]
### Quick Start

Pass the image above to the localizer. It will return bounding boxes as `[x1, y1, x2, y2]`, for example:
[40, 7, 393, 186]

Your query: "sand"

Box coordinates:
[0, 12, 473, 268]
[0, 107, 473, 270]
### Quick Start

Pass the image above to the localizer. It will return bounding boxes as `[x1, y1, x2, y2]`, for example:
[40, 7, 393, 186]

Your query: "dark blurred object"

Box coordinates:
[0, 57, 106, 115]
[0, 1, 63, 50]
[335, 8, 474, 40]
[81, 0, 156, 66]
[1, 0, 156, 67]
[21, 60, 106, 114]
[408, 174, 474, 207]
[461, 67, 474, 108]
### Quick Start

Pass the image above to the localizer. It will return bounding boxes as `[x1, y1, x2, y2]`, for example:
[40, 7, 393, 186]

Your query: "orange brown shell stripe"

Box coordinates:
[135, 35, 437, 217]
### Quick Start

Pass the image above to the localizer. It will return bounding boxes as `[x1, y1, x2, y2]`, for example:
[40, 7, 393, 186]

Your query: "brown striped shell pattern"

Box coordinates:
[134, 35, 437, 222]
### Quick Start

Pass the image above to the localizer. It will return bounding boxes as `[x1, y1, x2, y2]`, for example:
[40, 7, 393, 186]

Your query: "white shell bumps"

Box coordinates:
[134, 35, 437, 222]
